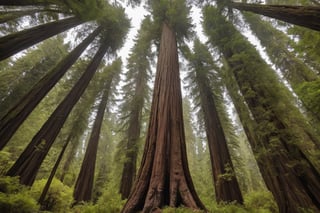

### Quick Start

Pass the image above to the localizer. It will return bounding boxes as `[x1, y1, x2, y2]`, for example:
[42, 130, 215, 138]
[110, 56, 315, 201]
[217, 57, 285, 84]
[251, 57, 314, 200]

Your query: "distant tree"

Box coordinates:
[184, 39, 243, 203]
[73, 59, 122, 203]
[119, 16, 153, 199]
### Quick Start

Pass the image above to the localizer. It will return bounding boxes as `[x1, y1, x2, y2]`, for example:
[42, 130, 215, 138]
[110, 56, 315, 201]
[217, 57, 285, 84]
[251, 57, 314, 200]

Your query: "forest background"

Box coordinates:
[0, 0, 319, 212]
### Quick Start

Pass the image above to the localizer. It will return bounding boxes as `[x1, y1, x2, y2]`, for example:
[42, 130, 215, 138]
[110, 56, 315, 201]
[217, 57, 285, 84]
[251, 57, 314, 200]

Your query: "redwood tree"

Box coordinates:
[203, 6, 320, 212]
[73, 59, 121, 203]
[122, 1, 204, 211]
[230, 2, 320, 31]
[0, 27, 101, 150]
[185, 39, 243, 203]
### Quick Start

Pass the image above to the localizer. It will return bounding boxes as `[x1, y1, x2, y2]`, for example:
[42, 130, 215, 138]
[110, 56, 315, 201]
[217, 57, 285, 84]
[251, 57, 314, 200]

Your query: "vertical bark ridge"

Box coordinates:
[122, 22, 204, 213]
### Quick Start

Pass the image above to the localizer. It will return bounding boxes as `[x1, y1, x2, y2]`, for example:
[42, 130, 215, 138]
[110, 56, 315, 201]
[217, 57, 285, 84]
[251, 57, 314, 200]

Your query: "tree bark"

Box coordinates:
[230, 3, 320, 31]
[0, 27, 101, 150]
[0, 16, 84, 61]
[203, 6, 320, 212]
[38, 134, 71, 209]
[196, 69, 243, 203]
[121, 22, 205, 213]
[6, 41, 109, 186]
[73, 86, 110, 203]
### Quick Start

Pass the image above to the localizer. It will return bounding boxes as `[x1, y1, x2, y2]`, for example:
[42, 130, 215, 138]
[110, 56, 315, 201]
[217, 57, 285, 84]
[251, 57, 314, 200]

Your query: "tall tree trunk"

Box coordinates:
[196, 71, 243, 203]
[6, 41, 109, 186]
[230, 3, 320, 31]
[73, 86, 110, 203]
[203, 6, 320, 212]
[0, 9, 62, 24]
[122, 22, 205, 213]
[0, 27, 101, 150]
[120, 71, 145, 199]
[0, 16, 84, 61]
[38, 134, 71, 209]
[0, 0, 54, 6]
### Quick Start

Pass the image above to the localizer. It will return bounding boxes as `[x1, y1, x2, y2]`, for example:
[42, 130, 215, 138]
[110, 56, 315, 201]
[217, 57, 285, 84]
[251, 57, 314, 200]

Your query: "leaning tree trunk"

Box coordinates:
[6, 41, 109, 186]
[0, 0, 55, 6]
[230, 3, 320, 31]
[0, 16, 84, 61]
[73, 86, 110, 203]
[0, 27, 101, 150]
[38, 134, 71, 210]
[0, 9, 61, 24]
[121, 22, 205, 213]
[196, 73, 243, 204]
[203, 6, 320, 212]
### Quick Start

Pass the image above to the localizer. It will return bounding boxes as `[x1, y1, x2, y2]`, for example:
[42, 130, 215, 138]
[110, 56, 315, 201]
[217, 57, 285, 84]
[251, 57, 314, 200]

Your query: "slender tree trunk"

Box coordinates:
[0, 27, 101, 150]
[0, 16, 84, 61]
[230, 3, 320, 31]
[203, 6, 320, 212]
[197, 74, 243, 203]
[38, 135, 71, 209]
[120, 72, 145, 199]
[73, 87, 110, 203]
[6, 41, 109, 186]
[122, 22, 205, 213]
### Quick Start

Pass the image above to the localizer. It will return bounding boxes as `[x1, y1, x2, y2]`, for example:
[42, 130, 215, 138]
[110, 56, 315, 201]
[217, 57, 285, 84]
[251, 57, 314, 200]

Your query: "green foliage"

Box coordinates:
[244, 191, 278, 213]
[297, 79, 320, 117]
[0, 151, 12, 175]
[30, 178, 73, 212]
[0, 176, 39, 213]
[149, 0, 193, 42]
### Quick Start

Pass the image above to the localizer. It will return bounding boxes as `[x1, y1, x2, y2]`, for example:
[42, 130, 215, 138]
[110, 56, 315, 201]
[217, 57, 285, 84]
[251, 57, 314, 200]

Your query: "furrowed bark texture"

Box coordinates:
[231, 3, 320, 31]
[203, 6, 320, 212]
[0, 27, 101, 150]
[6, 42, 109, 186]
[196, 71, 243, 203]
[0, 16, 83, 61]
[121, 22, 205, 213]
[73, 87, 110, 203]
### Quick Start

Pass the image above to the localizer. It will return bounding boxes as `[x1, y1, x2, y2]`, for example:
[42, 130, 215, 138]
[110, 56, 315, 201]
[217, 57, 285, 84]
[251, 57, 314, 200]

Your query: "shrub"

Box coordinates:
[244, 191, 278, 213]
[31, 178, 73, 212]
[0, 176, 39, 213]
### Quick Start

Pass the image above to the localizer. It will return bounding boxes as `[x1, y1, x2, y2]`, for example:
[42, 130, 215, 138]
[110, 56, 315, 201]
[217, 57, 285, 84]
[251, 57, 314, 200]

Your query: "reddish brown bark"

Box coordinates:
[6, 42, 109, 186]
[0, 16, 84, 61]
[121, 22, 205, 213]
[196, 70, 243, 203]
[73, 87, 110, 203]
[0, 27, 101, 150]
[231, 3, 320, 31]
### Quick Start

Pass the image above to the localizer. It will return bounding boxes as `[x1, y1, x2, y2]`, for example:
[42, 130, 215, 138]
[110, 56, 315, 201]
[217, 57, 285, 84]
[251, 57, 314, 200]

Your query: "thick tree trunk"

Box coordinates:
[0, 16, 84, 61]
[197, 75, 243, 203]
[38, 135, 71, 209]
[203, 6, 320, 212]
[6, 41, 109, 186]
[121, 22, 205, 213]
[230, 3, 320, 31]
[0, 27, 101, 150]
[73, 87, 110, 203]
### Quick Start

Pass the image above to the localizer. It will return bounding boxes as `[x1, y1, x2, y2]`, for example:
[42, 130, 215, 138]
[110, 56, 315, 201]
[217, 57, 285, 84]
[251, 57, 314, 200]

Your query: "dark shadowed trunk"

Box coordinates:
[230, 3, 320, 31]
[73, 87, 110, 203]
[196, 69, 243, 203]
[38, 135, 71, 209]
[121, 22, 205, 213]
[0, 0, 53, 6]
[0, 27, 101, 150]
[6, 41, 109, 186]
[0, 16, 84, 61]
